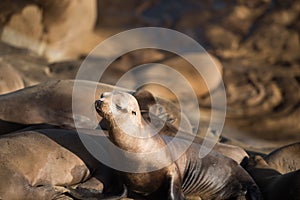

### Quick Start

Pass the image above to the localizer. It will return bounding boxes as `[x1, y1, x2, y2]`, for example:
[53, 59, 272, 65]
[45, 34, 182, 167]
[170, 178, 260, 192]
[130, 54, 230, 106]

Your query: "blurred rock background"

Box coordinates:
[0, 0, 300, 151]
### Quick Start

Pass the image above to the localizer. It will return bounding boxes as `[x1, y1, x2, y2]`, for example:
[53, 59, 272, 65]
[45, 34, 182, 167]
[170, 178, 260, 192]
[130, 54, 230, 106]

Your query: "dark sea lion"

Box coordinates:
[242, 155, 300, 200]
[95, 91, 260, 200]
[264, 142, 300, 174]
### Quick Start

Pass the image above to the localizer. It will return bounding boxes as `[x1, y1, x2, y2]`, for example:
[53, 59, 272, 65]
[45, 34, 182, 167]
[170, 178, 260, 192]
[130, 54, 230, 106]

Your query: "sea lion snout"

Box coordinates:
[95, 94, 109, 117]
[94, 99, 103, 113]
[95, 92, 115, 116]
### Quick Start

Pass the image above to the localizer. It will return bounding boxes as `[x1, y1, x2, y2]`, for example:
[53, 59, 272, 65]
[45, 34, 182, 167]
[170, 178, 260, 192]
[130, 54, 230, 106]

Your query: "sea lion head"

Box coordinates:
[241, 155, 270, 170]
[95, 91, 142, 130]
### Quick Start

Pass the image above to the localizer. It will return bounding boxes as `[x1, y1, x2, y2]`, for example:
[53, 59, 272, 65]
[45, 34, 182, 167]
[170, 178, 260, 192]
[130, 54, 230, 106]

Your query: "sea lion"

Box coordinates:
[264, 142, 300, 174]
[241, 155, 300, 200]
[0, 128, 126, 200]
[95, 91, 260, 200]
[0, 80, 132, 133]
[0, 130, 90, 199]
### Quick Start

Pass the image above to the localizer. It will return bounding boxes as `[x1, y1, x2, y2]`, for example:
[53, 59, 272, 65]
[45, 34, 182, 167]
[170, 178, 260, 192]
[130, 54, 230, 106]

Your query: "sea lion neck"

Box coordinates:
[106, 114, 157, 152]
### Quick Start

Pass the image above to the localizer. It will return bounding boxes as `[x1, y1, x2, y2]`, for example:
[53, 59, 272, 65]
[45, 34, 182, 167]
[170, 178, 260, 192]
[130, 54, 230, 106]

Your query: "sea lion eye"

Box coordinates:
[132, 111, 136, 115]
[116, 104, 128, 113]
[116, 104, 122, 110]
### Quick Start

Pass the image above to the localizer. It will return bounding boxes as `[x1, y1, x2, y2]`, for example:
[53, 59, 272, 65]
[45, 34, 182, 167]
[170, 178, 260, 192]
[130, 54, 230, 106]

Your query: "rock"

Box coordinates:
[222, 65, 300, 144]
[1, 5, 44, 54]
[0, 0, 98, 61]
[2, 54, 49, 86]
[0, 41, 33, 56]
[0, 59, 24, 94]
[204, 25, 240, 50]
[245, 23, 299, 64]
[41, 0, 98, 61]
[98, 49, 167, 86]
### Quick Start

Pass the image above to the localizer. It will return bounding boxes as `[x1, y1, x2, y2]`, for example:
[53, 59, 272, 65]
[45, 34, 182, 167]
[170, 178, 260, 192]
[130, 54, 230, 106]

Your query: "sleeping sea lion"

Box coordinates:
[242, 155, 300, 200]
[0, 80, 131, 134]
[0, 128, 127, 200]
[264, 142, 300, 174]
[95, 91, 260, 200]
[0, 130, 90, 199]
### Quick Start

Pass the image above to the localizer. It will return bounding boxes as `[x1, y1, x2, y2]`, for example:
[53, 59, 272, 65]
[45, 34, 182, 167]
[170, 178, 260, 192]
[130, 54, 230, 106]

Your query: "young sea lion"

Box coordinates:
[95, 91, 260, 200]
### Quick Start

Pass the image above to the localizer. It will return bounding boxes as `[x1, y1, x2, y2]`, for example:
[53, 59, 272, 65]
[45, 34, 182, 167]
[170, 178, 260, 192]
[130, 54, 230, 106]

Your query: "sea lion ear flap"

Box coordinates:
[132, 88, 157, 113]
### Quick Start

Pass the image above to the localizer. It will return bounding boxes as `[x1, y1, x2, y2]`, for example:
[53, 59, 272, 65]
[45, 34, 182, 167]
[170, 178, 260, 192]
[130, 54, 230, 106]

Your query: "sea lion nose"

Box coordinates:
[95, 100, 102, 111]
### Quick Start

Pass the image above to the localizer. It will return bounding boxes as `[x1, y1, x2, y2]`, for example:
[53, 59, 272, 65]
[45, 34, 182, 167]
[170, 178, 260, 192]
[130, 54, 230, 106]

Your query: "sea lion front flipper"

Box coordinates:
[167, 174, 186, 200]
[100, 184, 128, 200]
[147, 167, 185, 200]
[67, 184, 127, 200]
[165, 166, 186, 200]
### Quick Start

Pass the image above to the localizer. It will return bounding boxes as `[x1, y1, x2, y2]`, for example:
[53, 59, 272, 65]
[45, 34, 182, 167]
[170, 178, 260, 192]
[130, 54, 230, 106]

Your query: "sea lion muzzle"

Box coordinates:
[94, 100, 103, 113]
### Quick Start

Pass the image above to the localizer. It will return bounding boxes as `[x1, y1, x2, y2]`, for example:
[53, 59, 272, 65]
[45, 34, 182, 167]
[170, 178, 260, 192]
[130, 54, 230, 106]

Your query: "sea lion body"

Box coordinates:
[242, 155, 300, 200]
[95, 91, 260, 200]
[264, 142, 300, 174]
[171, 141, 258, 200]
[0, 128, 124, 200]
[0, 130, 90, 199]
[0, 80, 131, 134]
